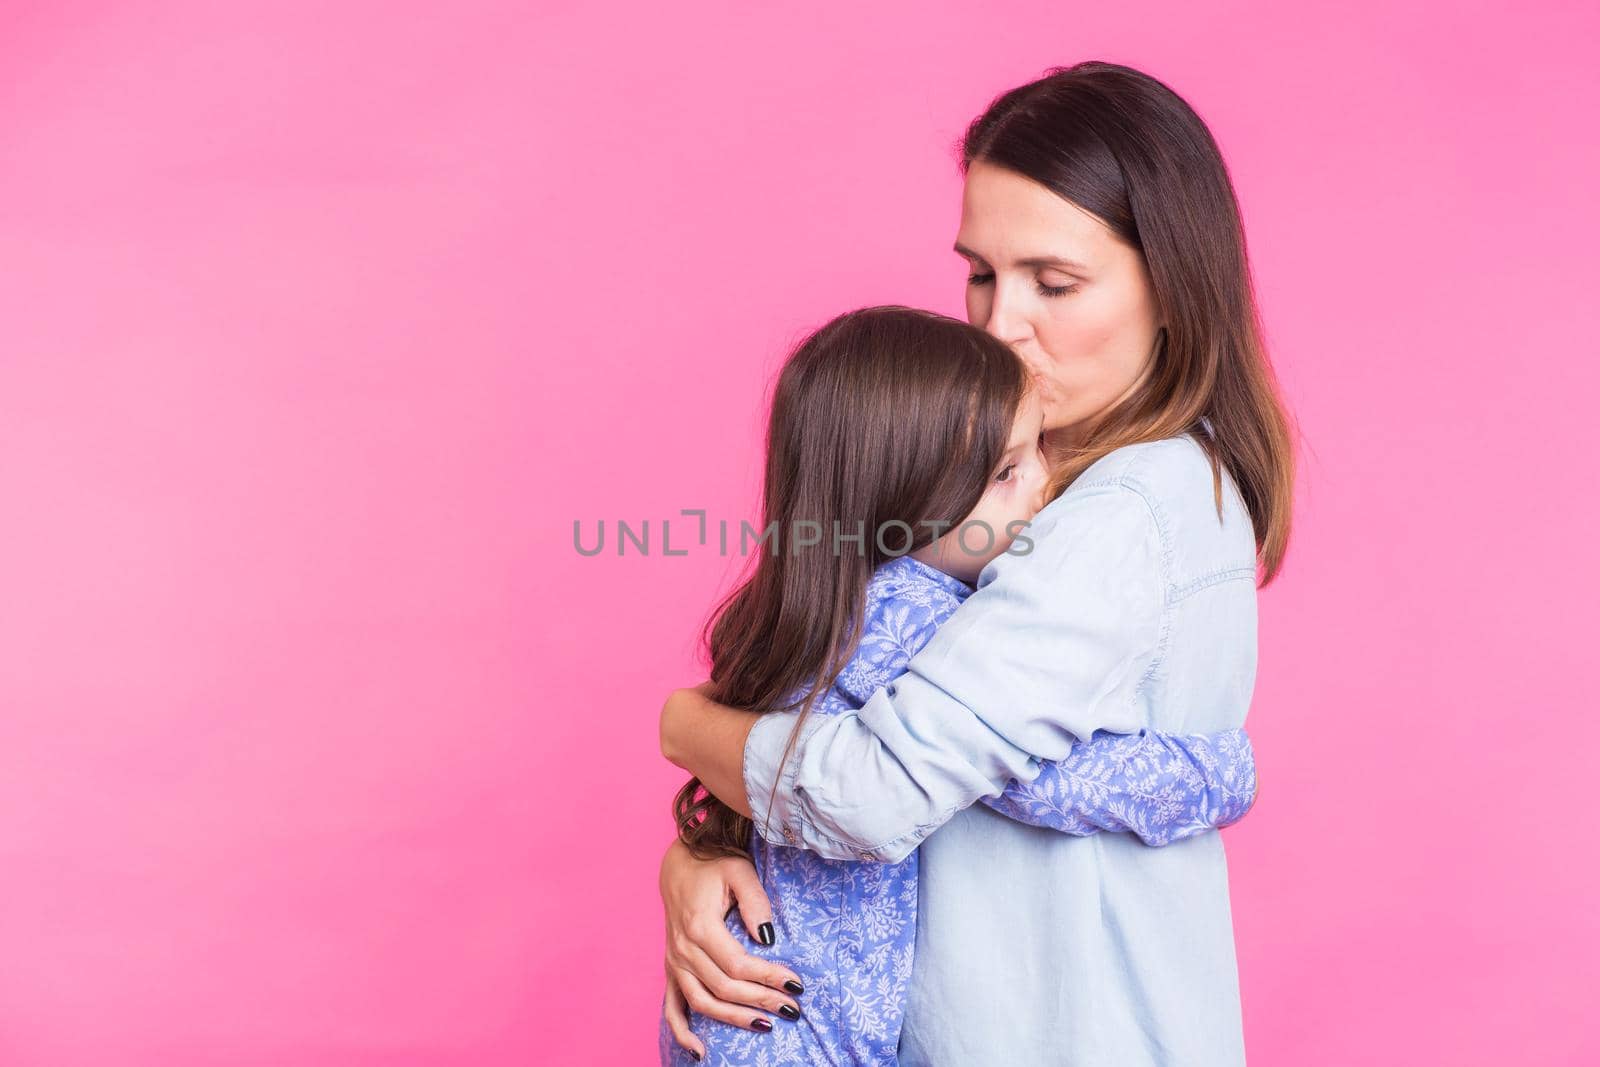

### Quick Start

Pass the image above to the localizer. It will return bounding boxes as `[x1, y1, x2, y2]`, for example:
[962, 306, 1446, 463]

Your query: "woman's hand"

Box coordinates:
[660, 839, 805, 1057]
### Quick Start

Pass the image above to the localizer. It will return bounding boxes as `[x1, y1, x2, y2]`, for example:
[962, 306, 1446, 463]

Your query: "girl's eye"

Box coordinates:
[994, 463, 1017, 483]
[967, 271, 995, 287]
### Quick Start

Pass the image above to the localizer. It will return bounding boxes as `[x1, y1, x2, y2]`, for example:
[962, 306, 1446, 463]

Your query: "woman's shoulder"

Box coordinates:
[1070, 433, 1230, 509]
[1064, 432, 1256, 571]
[1070, 431, 1207, 493]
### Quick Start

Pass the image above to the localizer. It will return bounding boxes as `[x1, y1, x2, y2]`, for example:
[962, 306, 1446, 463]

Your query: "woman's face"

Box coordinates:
[956, 160, 1163, 442]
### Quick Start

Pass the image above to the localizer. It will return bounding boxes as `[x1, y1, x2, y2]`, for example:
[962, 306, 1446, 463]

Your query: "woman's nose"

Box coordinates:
[984, 286, 1031, 348]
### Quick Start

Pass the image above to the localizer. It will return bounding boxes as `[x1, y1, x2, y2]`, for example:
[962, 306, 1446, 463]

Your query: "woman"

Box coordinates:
[659, 306, 1258, 1066]
[659, 61, 1295, 1065]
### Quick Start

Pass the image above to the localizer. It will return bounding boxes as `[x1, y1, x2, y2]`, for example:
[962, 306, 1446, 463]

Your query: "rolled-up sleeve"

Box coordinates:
[743, 479, 1166, 862]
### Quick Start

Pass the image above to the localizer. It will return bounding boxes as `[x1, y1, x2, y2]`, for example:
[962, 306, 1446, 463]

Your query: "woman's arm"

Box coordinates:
[979, 727, 1258, 844]
[661, 574, 1257, 851]
[663, 693, 1260, 849]
[662, 479, 1167, 862]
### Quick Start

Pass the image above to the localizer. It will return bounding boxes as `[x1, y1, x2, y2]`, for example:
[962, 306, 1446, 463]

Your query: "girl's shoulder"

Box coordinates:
[867, 555, 973, 613]
[849, 556, 973, 654]
[832, 557, 971, 705]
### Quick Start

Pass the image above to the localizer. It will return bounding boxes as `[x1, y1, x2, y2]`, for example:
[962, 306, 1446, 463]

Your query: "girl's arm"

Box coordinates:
[979, 728, 1258, 844]
[662, 480, 1171, 863]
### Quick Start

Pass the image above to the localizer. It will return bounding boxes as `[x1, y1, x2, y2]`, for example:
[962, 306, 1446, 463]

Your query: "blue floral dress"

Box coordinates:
[661, 555, 1257, 1066]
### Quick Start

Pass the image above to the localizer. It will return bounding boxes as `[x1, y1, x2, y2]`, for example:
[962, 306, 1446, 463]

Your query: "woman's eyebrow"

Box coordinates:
[1017, 255, 1090, 272]
[953, 243, 1089, 273]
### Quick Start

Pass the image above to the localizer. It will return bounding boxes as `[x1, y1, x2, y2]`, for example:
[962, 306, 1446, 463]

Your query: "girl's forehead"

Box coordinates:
[1007, 391, 1046, 440]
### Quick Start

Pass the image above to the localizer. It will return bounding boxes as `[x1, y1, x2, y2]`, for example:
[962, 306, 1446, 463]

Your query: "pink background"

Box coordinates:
[2, 1, 1596, 1063]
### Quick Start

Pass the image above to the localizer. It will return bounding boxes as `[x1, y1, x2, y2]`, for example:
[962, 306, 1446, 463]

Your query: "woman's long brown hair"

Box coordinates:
[674, 306, 1030, 860]
[961, 61, 1298, 583]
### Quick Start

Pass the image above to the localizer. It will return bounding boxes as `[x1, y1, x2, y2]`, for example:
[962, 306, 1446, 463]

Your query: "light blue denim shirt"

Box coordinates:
[743, 431, 1260, 1066]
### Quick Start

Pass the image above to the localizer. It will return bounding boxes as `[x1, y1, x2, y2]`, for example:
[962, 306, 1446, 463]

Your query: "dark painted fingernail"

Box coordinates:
[757, 922, 775, 946]
[689, 1051, 702, 1062]
[751, 1017, 773, 1033]
[779, 1003, 801, 1020]
[783, 979, 805, 996]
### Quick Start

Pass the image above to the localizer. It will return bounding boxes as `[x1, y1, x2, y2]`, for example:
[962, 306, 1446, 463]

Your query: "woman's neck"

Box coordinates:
[1046, 425, 1084, 452]
[1044, 425, 1088, 467]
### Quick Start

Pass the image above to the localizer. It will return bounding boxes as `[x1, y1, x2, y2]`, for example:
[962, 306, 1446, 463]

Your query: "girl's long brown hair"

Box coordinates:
[674, 306, 1030, 860]
[961, 61, 1298, 583]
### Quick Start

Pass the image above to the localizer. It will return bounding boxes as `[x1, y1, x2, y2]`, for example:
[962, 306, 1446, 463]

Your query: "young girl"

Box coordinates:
[659, 306, 1256, 1066]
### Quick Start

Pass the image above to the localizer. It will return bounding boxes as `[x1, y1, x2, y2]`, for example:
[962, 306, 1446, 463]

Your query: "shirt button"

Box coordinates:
[855, 848, 876, 861]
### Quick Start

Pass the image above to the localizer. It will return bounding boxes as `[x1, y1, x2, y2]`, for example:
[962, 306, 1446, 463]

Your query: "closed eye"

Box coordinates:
[967, 271, 1078, 298]
[1036, 280, 1078, 297]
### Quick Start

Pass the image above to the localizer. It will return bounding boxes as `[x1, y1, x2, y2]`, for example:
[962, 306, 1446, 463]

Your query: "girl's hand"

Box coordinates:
[660, 839, 804, 1053]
